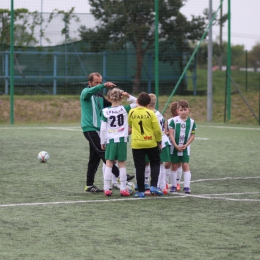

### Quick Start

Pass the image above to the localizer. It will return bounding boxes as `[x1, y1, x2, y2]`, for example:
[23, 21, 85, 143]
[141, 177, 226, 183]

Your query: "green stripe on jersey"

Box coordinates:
[175, 123, 181, 145]
[184, 118, 191, 144]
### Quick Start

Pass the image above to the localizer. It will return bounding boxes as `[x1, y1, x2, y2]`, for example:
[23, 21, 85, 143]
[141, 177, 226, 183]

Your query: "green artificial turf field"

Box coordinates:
[0, 123, 259, 259]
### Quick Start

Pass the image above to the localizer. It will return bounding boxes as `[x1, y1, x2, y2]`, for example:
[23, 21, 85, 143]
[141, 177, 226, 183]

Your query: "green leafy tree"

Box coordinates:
[195, 41, 246, 69]
[214, 42, 245, 69]
[230, 44, 245, 68]
[0, 8, 41, 48]
[248, 43, 260, 71]
[51, 8, 80, 44]
[0, 8, 80, 49]
[79, 0, 206, 93]
[191, 41, 221, 69]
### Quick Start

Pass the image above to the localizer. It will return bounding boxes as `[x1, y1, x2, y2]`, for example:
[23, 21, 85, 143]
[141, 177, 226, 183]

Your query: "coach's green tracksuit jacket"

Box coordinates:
[80, 84, 111, 132]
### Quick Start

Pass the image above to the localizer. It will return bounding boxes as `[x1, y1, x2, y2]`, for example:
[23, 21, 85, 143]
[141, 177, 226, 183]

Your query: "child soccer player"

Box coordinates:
[146, 93, 171, 194]
[167, 101, 182, 191]
[128, 92, 163, 198]
[100, 88, 137, 196]
[168, 100, 196, 194]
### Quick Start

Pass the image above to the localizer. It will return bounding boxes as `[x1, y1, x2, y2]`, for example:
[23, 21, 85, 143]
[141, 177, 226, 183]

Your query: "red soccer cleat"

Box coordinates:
[104, 190, 112, 196]
[120, 189, 130, 197]
[163, 188, 168, 194]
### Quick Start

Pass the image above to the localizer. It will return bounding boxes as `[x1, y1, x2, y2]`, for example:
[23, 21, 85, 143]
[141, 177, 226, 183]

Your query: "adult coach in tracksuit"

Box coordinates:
[81, 72, 134, 193]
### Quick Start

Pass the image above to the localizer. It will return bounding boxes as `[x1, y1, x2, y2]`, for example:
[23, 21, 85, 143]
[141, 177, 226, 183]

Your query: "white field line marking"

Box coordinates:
[195, 137, 209, 140]
[1, 191, 260, 208]
[196, 192, 260, 196]
[198, 125, 260, 131]
[172, 194, 260, 202]
[191, 176, 260, 183]
[0, 197, 183, 208]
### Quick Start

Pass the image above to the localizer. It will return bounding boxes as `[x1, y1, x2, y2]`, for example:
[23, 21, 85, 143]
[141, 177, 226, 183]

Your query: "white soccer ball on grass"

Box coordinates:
[38, 151, 49, 163]
[126, 182, 135, 194]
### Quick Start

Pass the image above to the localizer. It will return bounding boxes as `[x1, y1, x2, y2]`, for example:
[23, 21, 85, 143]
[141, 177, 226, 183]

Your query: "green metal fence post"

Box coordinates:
[10, 0, 14, 124]
[53, 53, 57, 94]
[5, 52, 9, 95]
[227, 0, 231, 121]
[154, 0, 159, 109]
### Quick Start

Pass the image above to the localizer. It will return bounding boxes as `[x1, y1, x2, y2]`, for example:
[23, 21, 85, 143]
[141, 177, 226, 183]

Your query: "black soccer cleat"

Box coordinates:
[126, 174, 135, 181]
[84, 185, 103, 193]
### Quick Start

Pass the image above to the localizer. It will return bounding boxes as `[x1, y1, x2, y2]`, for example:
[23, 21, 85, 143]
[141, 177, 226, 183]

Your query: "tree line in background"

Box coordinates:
[79, 0, 206, 93]
[0, 7, 79, 48]
[196, 41, 260, 71]
[1, 0, 260, 93]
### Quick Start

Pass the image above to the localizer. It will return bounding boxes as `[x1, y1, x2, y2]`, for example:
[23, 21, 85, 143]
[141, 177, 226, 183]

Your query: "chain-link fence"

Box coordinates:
[0, 2, 209, 95]
[1, 1, 259, 98]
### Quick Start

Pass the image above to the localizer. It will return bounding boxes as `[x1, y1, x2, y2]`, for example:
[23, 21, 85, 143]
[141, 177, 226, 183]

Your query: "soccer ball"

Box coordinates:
[126, 182, 135, 194]
[38, 151, 49, 163]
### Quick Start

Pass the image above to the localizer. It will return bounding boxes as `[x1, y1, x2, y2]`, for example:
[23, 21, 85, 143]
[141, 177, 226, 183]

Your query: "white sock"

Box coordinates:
[104, 167, 112, 191]
[112, 162, 119, 184]
[170, 171, 177, 188]
[177, 166, 182, 184]
[157, 164, 162, 188]
[119, 167, 127, 191]
[112, 172, 118, 184]
[145, 165, 150, 185]
[183, 171, 191, 188]
[165, 168, 171, 185]
[158, 164, 166, 189]
[102, 163, 106, 179]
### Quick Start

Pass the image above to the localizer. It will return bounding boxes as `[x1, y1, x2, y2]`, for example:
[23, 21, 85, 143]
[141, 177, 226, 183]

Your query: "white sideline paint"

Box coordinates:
[198, 125, 260, 131]
[196, 192, 260, 196]
[174, 194, 260, 202]
[0, 177, 259, 208]
[0, 191, 260, 208]
[0, 197, 184, 208]
[191, 176, 260, 183]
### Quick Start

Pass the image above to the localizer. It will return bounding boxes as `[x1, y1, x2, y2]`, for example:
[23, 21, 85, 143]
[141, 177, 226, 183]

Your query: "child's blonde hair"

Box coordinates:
[107, 88, 123, 101]
[148, 93, 157, 108]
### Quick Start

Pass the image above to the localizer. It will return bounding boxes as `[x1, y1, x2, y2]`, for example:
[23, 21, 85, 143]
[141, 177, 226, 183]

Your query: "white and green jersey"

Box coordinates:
[100, 96, 137, 144]
[168, 116, 196, 156]
[154, 110, 170, 148]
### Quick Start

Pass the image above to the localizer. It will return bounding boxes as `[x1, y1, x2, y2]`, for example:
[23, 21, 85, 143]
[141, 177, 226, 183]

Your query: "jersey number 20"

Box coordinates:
[109, 114, 124, 127]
